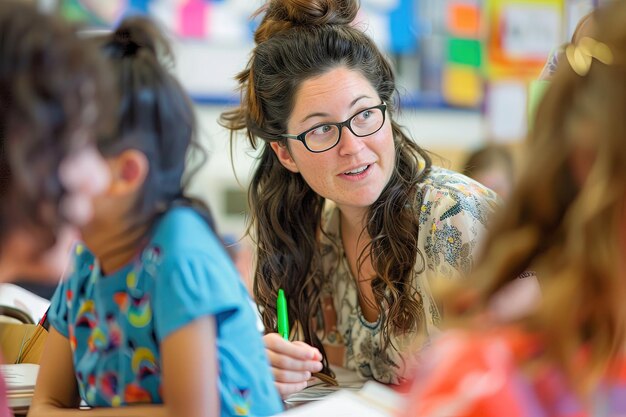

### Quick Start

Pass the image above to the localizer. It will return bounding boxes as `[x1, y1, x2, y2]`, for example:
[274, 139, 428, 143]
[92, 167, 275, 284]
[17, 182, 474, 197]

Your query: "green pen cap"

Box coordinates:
[277, 288, 289, 340]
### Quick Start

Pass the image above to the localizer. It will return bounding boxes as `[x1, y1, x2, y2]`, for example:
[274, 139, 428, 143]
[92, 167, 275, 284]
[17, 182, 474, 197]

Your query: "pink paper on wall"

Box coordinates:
[176, 0, 209, 39]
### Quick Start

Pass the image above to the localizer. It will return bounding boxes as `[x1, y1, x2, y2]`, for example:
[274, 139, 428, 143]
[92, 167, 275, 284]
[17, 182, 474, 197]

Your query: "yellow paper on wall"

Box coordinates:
[442, 65, 483, 107]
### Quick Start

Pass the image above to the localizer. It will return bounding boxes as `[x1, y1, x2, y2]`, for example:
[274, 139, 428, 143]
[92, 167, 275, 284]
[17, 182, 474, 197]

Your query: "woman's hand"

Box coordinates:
[263, 333, 323, 397]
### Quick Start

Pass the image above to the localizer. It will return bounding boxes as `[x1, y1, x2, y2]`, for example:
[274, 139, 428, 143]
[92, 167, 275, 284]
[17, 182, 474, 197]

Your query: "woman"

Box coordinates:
[221, 0, 499, 396]
[405, 1, 626, 414]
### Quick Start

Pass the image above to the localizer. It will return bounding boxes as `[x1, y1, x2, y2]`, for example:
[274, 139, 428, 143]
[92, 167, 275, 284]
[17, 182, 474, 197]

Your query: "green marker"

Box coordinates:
[277, 289, 289, 340]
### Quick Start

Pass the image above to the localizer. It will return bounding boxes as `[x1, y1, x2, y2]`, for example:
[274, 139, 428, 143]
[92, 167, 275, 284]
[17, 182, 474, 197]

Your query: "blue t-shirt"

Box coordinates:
[49, 207, 282, 416]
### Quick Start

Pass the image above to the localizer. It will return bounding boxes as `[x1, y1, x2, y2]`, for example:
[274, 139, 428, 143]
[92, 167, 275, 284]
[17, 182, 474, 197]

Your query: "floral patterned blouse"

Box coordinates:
[316, 166, 500, 384]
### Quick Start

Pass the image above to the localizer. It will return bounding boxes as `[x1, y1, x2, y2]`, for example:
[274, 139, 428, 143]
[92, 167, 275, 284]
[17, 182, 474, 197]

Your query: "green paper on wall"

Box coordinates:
[528, 80, 550, 126]
[448, 38, 482, 68]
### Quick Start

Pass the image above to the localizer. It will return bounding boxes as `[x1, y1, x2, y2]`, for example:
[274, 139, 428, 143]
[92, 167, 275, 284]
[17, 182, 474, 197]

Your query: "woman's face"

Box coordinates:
[271, 66, 395, 214]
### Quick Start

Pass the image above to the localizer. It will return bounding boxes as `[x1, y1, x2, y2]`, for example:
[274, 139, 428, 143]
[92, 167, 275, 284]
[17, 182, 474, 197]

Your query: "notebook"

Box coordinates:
[284, 366, 366, 404]
[277, 380, 405, 417]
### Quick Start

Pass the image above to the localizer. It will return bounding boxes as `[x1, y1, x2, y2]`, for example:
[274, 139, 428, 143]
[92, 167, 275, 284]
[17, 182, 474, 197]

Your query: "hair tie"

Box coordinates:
[565, 36, 614, 76]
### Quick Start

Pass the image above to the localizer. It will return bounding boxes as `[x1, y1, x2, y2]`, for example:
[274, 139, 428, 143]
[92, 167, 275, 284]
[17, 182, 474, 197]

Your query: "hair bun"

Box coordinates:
[107, 17, 170, 61]
[255, 0, 358, 44]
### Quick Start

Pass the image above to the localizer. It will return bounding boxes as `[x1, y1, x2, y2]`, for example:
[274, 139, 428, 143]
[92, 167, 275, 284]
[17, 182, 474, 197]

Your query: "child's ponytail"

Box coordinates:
[104, 17, 172, 64]
[98, 17, 199, 221]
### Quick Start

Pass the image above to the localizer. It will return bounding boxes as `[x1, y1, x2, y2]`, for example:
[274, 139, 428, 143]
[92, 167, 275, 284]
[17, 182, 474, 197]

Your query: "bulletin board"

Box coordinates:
[58, 0, 429, 107]
[54, 0, 586, 112]
[481, 0, 564, 142]
[59, 0, 264, 104]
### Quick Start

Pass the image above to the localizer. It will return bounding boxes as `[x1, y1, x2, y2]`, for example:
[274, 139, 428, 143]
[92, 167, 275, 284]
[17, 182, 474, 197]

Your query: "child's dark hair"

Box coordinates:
[0, 0, 114, 249]
[97, 17, 202, 220]
[462, 145, 514, 182]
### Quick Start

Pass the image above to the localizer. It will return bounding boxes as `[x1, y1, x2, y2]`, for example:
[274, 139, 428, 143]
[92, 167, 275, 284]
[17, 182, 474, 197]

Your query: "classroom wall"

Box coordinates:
[188, 105, 486, 237]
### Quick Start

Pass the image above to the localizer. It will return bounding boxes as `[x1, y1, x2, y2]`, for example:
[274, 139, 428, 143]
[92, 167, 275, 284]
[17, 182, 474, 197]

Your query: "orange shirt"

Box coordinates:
[403, 327, 626, 417]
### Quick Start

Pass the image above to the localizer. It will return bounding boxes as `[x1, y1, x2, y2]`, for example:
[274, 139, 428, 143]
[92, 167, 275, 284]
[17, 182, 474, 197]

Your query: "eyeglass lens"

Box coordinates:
[304, 107, 384, 152]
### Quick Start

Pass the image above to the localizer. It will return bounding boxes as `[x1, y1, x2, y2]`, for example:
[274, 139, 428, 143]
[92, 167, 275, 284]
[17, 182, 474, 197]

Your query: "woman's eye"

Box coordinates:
[311, 125, 332, 135]
[353, 110, 372, 123]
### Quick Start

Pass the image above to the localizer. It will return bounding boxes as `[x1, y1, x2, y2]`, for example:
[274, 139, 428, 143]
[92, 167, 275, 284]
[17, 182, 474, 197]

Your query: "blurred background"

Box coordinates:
[24, 0, 604, 238]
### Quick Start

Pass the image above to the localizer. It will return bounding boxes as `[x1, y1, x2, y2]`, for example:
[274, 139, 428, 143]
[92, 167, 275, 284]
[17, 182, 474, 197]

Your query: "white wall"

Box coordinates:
[188, 105, 485, 237]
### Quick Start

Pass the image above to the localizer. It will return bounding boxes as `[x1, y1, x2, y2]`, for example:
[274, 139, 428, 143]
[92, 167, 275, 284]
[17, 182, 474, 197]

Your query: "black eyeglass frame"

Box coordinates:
[280, 103, 387, 153]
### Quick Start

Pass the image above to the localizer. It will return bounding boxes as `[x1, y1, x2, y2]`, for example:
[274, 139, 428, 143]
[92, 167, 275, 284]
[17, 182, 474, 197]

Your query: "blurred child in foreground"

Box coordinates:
[0, 1, 113, 285]
[404, 1, 626, 415]
[0, 3, 113, 417]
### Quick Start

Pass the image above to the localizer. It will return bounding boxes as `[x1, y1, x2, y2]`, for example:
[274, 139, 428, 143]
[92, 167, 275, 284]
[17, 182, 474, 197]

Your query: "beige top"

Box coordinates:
[316, 167, 500, 384]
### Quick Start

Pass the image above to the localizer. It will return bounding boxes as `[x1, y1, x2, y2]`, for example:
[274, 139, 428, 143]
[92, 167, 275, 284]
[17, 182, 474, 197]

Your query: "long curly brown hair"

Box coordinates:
[450, 1, 626, 393]
[220, 0, 432, 374]
[0, 1, 114, 253]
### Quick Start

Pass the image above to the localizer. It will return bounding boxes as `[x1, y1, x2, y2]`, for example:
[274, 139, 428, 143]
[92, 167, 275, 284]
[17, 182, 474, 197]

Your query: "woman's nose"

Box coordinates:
[336, 126, 365, 156]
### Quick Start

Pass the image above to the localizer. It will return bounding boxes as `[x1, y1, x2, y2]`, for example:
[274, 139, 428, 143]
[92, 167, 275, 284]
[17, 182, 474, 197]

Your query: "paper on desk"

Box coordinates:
[284, 366, 367, 403]
[277, 381, 405, 417]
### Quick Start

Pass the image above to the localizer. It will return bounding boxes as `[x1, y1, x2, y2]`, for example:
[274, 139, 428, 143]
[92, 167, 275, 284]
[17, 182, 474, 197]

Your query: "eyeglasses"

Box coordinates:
[281, 103, 387, 153]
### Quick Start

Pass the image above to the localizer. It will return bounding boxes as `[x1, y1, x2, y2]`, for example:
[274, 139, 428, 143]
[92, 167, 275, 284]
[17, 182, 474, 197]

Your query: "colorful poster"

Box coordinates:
[485, 0, 564, 79]
[442, 1, 483, 108]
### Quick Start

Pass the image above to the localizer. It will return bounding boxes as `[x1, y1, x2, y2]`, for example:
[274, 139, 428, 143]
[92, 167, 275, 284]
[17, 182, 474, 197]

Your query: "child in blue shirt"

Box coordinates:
[29, 17, 282, 417]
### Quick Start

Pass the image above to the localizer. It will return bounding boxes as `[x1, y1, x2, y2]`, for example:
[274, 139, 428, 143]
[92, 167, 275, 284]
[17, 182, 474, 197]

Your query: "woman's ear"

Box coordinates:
[270, 142, 299, 173]
[107, 149, 149, 196]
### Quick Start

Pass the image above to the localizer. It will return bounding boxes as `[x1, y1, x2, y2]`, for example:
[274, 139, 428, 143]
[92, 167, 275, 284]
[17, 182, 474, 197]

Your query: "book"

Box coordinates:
[0, 320, 48, 365]
[0, 284, 50, 325]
